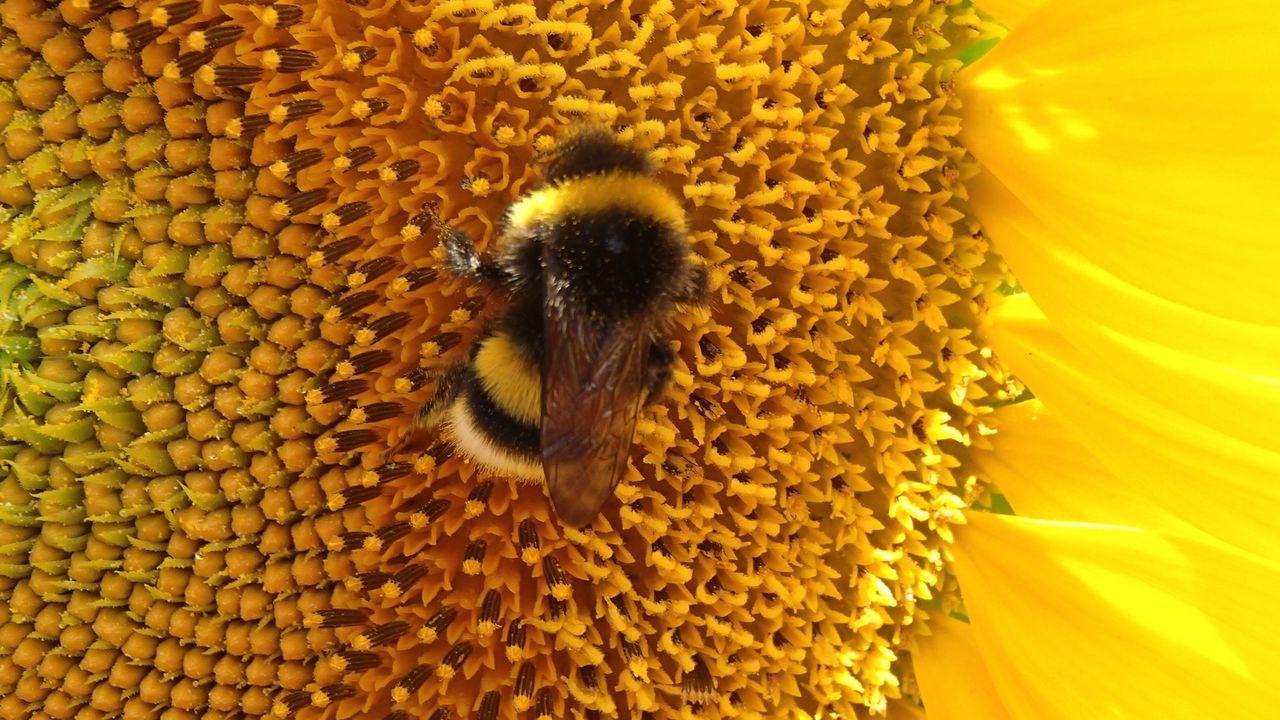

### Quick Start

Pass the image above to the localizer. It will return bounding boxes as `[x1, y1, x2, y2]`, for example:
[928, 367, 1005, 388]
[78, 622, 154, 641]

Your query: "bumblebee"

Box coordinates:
[391, 126, 708, 527]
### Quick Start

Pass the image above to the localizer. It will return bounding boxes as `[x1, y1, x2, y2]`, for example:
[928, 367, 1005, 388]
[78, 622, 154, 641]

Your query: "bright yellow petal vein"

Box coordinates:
[913, 614, 1013, 720]
[977, 400, 1199, 535]
[960, 0, 1280, 326]
[988, 293, 1280, 558]
[970, 172, 1280, 455]
[967, 173, 1280, 378]
[952, 512, 1280, 720]
[974, 0, 1048, 28]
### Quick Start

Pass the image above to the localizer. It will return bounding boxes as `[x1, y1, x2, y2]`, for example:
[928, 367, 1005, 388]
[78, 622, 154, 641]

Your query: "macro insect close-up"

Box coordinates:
[0, 0, 1273, 719]
[389, 125, 708, 528]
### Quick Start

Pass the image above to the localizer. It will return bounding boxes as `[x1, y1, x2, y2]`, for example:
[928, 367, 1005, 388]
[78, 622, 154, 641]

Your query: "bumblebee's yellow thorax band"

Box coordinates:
[505, 173, 686, 232]
[473, 333, 541, 425]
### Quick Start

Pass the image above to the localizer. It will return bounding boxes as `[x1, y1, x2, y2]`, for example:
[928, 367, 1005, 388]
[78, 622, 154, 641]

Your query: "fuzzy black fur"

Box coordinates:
[541, 212, 687, 322]
[459, 367, 542, 457]
[543, 125, 652, 184]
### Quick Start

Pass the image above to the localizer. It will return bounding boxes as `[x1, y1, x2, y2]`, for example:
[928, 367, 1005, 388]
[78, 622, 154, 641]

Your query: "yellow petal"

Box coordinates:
[978, 401, 1199, 536]
[975, 0, 1047, 28]
[952, 512, 1280, 720]
[914, 614, 1013, 720]
[888, 699, 930, 720]
[960, 0, 1280, 326]
[969, 174, 1280, 378]
[970, 172, 1280, 456]
[988, 295, 1280, 558]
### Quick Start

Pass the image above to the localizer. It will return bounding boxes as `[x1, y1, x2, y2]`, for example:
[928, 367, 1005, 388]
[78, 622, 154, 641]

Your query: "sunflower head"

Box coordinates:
[0, 0, 1010, 718]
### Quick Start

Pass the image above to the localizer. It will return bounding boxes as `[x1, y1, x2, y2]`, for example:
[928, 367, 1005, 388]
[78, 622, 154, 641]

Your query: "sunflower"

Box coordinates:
[912, 1, 1280, 717]
[0, 0, 1271, 718]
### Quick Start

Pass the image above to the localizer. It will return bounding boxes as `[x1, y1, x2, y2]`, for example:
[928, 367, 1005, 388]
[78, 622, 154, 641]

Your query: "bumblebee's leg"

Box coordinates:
[385, 363, 468, 460]
[673, 263, 710, 305]
[643, 341, 677, 406]
[441, 226, 513, 287]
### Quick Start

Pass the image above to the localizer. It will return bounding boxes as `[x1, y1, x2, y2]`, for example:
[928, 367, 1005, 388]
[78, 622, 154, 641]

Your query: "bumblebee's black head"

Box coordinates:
[502, 127, 695, 324]
[544, 125, 653, 184]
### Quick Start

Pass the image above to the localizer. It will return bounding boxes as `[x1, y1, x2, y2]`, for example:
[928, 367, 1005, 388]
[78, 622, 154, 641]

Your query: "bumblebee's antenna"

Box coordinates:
[404, 201, 452, 239]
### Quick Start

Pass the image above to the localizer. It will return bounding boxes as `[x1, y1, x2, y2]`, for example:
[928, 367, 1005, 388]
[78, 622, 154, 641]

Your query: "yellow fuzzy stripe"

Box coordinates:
[473, 333, 542, 425]
[506, 173, 686, 232]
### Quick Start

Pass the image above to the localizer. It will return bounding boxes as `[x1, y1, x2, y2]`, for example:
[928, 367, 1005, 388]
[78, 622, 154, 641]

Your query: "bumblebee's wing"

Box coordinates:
[541, 281, 648, 528]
